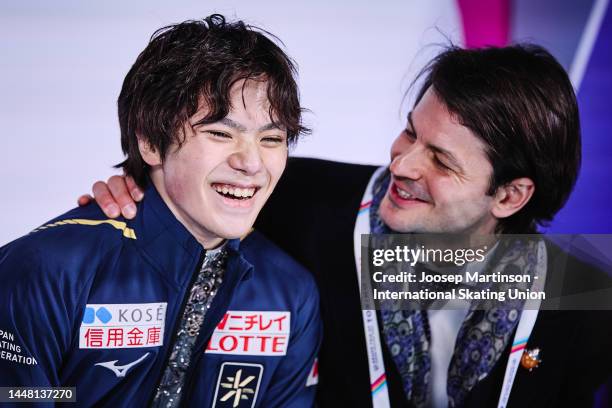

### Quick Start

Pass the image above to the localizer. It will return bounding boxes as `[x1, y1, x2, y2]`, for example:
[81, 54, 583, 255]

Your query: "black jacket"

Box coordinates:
[256, 157, 612, 407]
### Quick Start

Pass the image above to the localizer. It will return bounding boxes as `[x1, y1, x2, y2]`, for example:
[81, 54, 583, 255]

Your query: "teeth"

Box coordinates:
[397, 187, 413, 199]
[213, 184, 256, 198]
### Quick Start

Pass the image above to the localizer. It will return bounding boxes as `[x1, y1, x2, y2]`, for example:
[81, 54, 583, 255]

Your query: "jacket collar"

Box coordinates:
[127, 181, 251, 288]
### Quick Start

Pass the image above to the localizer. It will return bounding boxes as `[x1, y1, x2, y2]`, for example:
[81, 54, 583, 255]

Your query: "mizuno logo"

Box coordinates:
[95, 352, 150, 378]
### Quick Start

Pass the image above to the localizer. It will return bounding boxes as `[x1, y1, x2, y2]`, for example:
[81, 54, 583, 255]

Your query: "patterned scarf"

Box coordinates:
[370, 169, 545, 408]
[152, 246, 228, 407]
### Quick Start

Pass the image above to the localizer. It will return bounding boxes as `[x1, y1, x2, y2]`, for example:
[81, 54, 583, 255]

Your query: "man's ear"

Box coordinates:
[137, 136, 162, 166]
[491, 177, 535, 219]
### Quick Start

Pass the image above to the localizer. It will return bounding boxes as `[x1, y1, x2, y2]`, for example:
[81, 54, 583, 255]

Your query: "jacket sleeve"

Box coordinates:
[0, 242, 82, 388]
[258, 275, 322, 408]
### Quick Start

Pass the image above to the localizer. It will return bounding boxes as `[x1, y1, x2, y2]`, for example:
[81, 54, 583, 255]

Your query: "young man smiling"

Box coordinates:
[0, 15, 320, 407]
[91, 44, 612, 407]
[140, 79, 287, 248]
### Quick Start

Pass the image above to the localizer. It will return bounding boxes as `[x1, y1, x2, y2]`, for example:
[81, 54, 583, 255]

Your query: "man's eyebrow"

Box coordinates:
[218, 118, 247, 132]
[258, 122, 284, 132]
[428, 144, 463, 171]
[409, 111, 464, 171]
[194, 117, 283, 133]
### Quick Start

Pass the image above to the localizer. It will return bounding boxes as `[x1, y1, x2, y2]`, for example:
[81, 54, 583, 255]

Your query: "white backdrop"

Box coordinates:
[0, 0, 463, 245]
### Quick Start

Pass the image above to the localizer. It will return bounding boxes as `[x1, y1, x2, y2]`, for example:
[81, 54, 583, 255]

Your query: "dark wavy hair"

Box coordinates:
[413, 44, 581, 233]
[116, 14, 309, 187]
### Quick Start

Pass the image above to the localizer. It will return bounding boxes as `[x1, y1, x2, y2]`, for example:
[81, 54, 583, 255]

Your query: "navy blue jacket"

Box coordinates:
[0, 184, 321, 407]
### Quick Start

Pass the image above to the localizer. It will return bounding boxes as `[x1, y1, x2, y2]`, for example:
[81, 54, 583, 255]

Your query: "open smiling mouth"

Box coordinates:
[392, 183, 429, 203]
[212, 183, 260, 201]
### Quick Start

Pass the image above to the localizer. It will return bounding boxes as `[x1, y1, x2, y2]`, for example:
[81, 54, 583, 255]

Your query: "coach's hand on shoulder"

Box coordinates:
[77, 175, 143, 219]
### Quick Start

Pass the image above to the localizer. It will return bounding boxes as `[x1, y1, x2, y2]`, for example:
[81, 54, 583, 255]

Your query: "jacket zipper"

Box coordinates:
[147, 249, 206, 406]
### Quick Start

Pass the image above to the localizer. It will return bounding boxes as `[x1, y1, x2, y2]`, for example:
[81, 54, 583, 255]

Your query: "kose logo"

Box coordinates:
[79, 303, 168, 350]
[117, 306, 165, 323]
[82, 306, 112, 324]
[82, 303, 167, 325]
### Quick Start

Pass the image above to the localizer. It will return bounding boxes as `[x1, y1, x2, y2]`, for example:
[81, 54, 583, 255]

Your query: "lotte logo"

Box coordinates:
[206, 311, 291, 356]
